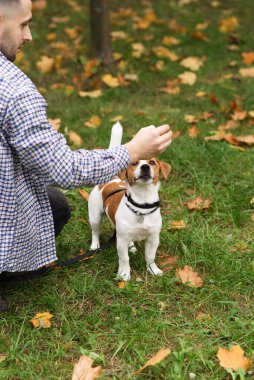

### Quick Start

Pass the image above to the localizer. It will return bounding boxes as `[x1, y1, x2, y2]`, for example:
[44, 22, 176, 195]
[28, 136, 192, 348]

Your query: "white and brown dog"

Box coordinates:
[88, 122, 171, 281]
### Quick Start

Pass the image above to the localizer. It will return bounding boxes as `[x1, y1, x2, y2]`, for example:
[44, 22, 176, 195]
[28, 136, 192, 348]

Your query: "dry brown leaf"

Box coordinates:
[176, 265, 203, 288]
[132, 42, 146, 57]
[72, 355, 103, 380]
[30, 312, 53, 328]
[185, 115, 199, 123]
[242, 52, 254, 65]
[219, 17, 239, 34]
[197, 311, 211, 321]
[178, 71, 197, 85]
[180, 56, 204, 71]
[169, 220, 186, 229]
[84, 115, 101, 129]
[68, 131, 83, 147]
[185, 196, 211, 211]
[188, 125, 200, 138]
[78, 189, 90, 201]
[192, 31, 209, 42]
[78, 90, 103, 99]
[231, 110, 248, 121]
[48, 118, 61, 131]
[102, 74, 120, 88]
[162, 36, 180, 46]
[117, 281, 126, 289]
[195, 22, 209, 31]
[134, 348, 171, 375]
[152, 46, 179, 61]
[158, 256, 178, 270]
[0, 354, 6, 363]
[234, 135, 254, 145]
[36, 56, 54, 74]
[217, 345, 251, 372]
[239, 67, 254, 77]
[218, 120, 238, 131]
[32, 0, 47, 11]
[196, 91, 206, 97]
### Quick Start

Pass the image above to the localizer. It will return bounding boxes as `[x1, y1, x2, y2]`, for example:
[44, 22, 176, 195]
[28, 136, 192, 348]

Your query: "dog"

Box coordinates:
[88, 122, 171, 281]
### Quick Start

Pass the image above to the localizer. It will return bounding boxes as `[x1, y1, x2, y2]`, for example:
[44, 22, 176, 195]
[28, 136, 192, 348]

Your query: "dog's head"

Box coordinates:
[119, 159, 171, 186]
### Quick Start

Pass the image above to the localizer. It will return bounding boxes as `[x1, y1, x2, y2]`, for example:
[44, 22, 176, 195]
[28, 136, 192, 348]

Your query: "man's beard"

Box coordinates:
[0, 29, 18, 62]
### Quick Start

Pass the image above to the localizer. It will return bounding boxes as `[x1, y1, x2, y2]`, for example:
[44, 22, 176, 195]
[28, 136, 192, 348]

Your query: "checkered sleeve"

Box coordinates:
[4, 89, 130, 188]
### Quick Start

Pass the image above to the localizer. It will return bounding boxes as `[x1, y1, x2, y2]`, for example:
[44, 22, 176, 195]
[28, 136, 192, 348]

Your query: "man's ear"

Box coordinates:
[158, 161, 171, 181]
[118, 170, 127, 180]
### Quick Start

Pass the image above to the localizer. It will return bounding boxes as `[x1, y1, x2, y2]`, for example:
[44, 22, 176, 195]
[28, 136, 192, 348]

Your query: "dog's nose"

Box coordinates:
[140, 164, 150, 172]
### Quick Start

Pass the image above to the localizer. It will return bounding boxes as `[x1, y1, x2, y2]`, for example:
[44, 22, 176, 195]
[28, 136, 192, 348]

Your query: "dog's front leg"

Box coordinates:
[145, 234, 163, 276]
[117, 237, 131, 281]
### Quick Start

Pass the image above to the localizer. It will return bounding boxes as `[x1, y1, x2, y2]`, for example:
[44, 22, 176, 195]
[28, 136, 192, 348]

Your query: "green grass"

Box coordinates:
[1, 0, 254, 378]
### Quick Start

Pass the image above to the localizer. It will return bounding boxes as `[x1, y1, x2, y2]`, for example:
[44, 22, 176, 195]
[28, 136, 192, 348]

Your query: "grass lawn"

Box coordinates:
[1, 0, 254, 378]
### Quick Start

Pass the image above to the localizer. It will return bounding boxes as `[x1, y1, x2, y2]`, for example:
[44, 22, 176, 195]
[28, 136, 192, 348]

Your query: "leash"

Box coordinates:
[0, 232, 116, 283]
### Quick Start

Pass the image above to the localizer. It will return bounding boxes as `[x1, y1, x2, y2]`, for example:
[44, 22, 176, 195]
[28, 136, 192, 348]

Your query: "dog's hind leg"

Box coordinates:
[88, 186, 104, 250]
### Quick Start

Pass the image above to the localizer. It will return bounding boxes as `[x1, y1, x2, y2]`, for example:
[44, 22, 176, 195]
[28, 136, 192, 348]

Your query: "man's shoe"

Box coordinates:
[0, 293, 8, 313]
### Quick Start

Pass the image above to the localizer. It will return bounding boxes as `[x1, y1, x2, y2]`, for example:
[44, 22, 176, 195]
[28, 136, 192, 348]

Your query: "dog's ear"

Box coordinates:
[158, 161, 171, 181]
[118, 170, 127, 180]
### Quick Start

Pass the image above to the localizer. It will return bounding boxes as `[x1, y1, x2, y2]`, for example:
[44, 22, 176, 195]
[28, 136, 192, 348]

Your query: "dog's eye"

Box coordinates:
[132, 162, 138, 166]
[149, 160, 156, 165]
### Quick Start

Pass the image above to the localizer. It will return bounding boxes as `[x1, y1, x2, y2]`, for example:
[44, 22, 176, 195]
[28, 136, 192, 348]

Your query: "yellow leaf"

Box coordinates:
[78, 189, 90, 201]
[68, 131, 83, 147]
[117, 281, 126, 289]
[30, 312, 53, 328]
[169, 220, 186, 230]
[178, 71, 197, 85]
[123, 73, 139, 82]
[162, 36, 180, 45]
[102, 74, 120, 88]
[180, 56, 204, 71]
[219, 17, 239, 34]
[176, 265, 203, 288]
[248, 110, 254, 118]
[152, 46, 179, 62]
[239, 67, 254, 77]
[78, 90, 103, 99]
[84, 115, 101, 129]
[48, 118, 61, 131]
[217, 345, 251, 372]
[72, 355, 103, 380]
[36, 56, 54, 74]
[134, 348, 171, 375]
[111, 31, 128, 40]
[242, 52, 254, 65]
[110, 115, 123, 122]
[196, 91, 206, 97]
[185, 196, 211, 210]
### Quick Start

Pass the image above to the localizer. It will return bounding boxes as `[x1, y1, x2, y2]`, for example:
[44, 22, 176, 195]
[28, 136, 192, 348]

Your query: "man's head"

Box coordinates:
[0, 0, 32, 61]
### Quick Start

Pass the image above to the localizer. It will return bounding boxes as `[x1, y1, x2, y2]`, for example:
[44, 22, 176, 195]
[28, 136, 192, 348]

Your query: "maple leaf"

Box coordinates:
[234, 135, 254, 145]
[36, 56, 54, 74]
[78, 189, 90, 201]
[239, 67, 254, 77]
[219, 17, 239, 34]
[134, 348, 171, 375]
[218, 120, 238, 131]
[169, 220, 186, 229]
[30, 312, 53, 328]
[158, 256, 178, 270]
[68, 131, 83, 147]
[102, 74, 120, 88]
[178, 71, 197, 85]
[217, 345, 251, 372]
[84, 115, 101, 129]
[176, 265, 203, 288]
[242, 52, 254, 65]
[185, 196, 211, 211]
[231, 110, 248, 121]
[78, 90, 103, 99]
[72, 355, 103, 380]
[180, 56, 204, 71]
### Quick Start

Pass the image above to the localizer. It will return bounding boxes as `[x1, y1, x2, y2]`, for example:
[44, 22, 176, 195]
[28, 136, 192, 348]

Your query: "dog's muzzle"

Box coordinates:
[138, 164, 152, 181]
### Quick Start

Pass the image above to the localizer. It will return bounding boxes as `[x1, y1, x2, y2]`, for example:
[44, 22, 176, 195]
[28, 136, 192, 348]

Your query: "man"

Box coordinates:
[0, 0, 173, 312]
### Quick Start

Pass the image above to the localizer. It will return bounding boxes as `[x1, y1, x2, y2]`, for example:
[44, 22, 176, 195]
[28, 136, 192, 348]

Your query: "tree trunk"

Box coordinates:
[90, 0, 114, 68]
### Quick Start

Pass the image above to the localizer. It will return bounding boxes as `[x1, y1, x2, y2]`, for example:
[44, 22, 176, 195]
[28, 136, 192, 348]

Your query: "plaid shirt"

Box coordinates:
[0, 51, 129, 273]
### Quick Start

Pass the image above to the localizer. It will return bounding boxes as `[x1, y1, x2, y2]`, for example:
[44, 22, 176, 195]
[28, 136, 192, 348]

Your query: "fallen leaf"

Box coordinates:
[217, 345, 251, 372]
[248, 111, 254, 118]
[239, 67, 254, 77]
[195, 22, 209, 31]
[48, 118, 61, 131]
[234, 135, 254, 145]
[196, 91, 206, 97]
[176, 265, 203, 288]
[84, 115, 101, 129]
[219, 17, 239, 34]
[123, 73, 139, 82]
[78, 90, 103, 99]
[158, 256, 178, 270]
[134, 348, 171, 375]
[0, 354, 6, 363]
[68, 131, 83, 147]
[78, 189, 90, 201]
[197, 311, 211, 321]
[32, 0, 47, 11]
[178, 71, 197, 85]
[192, 31, 209, 42]
[231, 110, 248, 121]
[169, 220, 186, 229]
[188, 125, 200, 138]
[185, 114, 199, 123]
[110, 115, 123, 122]
[152, 46, 179, 61]
[242, 52, 254, 65]
[162, 36, 180, 45]
[180, 56, 204, 71]
[36, 56, 54, 74]
[30, 312, 53, 328]
[155, 60, 165, 71]
[72, 355, 103, 380]
[102, 74, 120, 88]
[117, 281, 126, 289]
[185, 196, 211, 211]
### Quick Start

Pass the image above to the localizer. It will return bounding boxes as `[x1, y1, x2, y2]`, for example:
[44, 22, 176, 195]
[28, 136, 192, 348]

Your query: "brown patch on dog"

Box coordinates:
[102, 181, 126, 225]
[153, 159, 171, 183]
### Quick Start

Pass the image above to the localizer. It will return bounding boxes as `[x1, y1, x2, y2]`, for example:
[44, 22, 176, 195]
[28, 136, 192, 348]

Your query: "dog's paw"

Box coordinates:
[129, 243, 137, 254]
[117, 268, 131, 281]
[90, 243, 100, 250]
[147, 262, 163, 276]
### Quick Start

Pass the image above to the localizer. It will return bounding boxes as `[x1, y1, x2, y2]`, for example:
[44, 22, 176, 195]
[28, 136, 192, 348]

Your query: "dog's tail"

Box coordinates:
[109, 121, 123, 148]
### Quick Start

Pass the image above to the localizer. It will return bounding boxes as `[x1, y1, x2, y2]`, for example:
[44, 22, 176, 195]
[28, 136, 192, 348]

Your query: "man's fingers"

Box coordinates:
[156, 124, 171, 135]
[158, 130, 173, 144]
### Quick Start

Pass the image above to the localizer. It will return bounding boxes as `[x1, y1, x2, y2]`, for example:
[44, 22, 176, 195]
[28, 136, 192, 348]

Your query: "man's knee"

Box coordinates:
[46, 187, 72, 237]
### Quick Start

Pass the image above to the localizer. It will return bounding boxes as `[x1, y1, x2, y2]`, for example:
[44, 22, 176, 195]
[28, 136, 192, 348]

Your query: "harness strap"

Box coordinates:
[103, 188, 126, 203]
